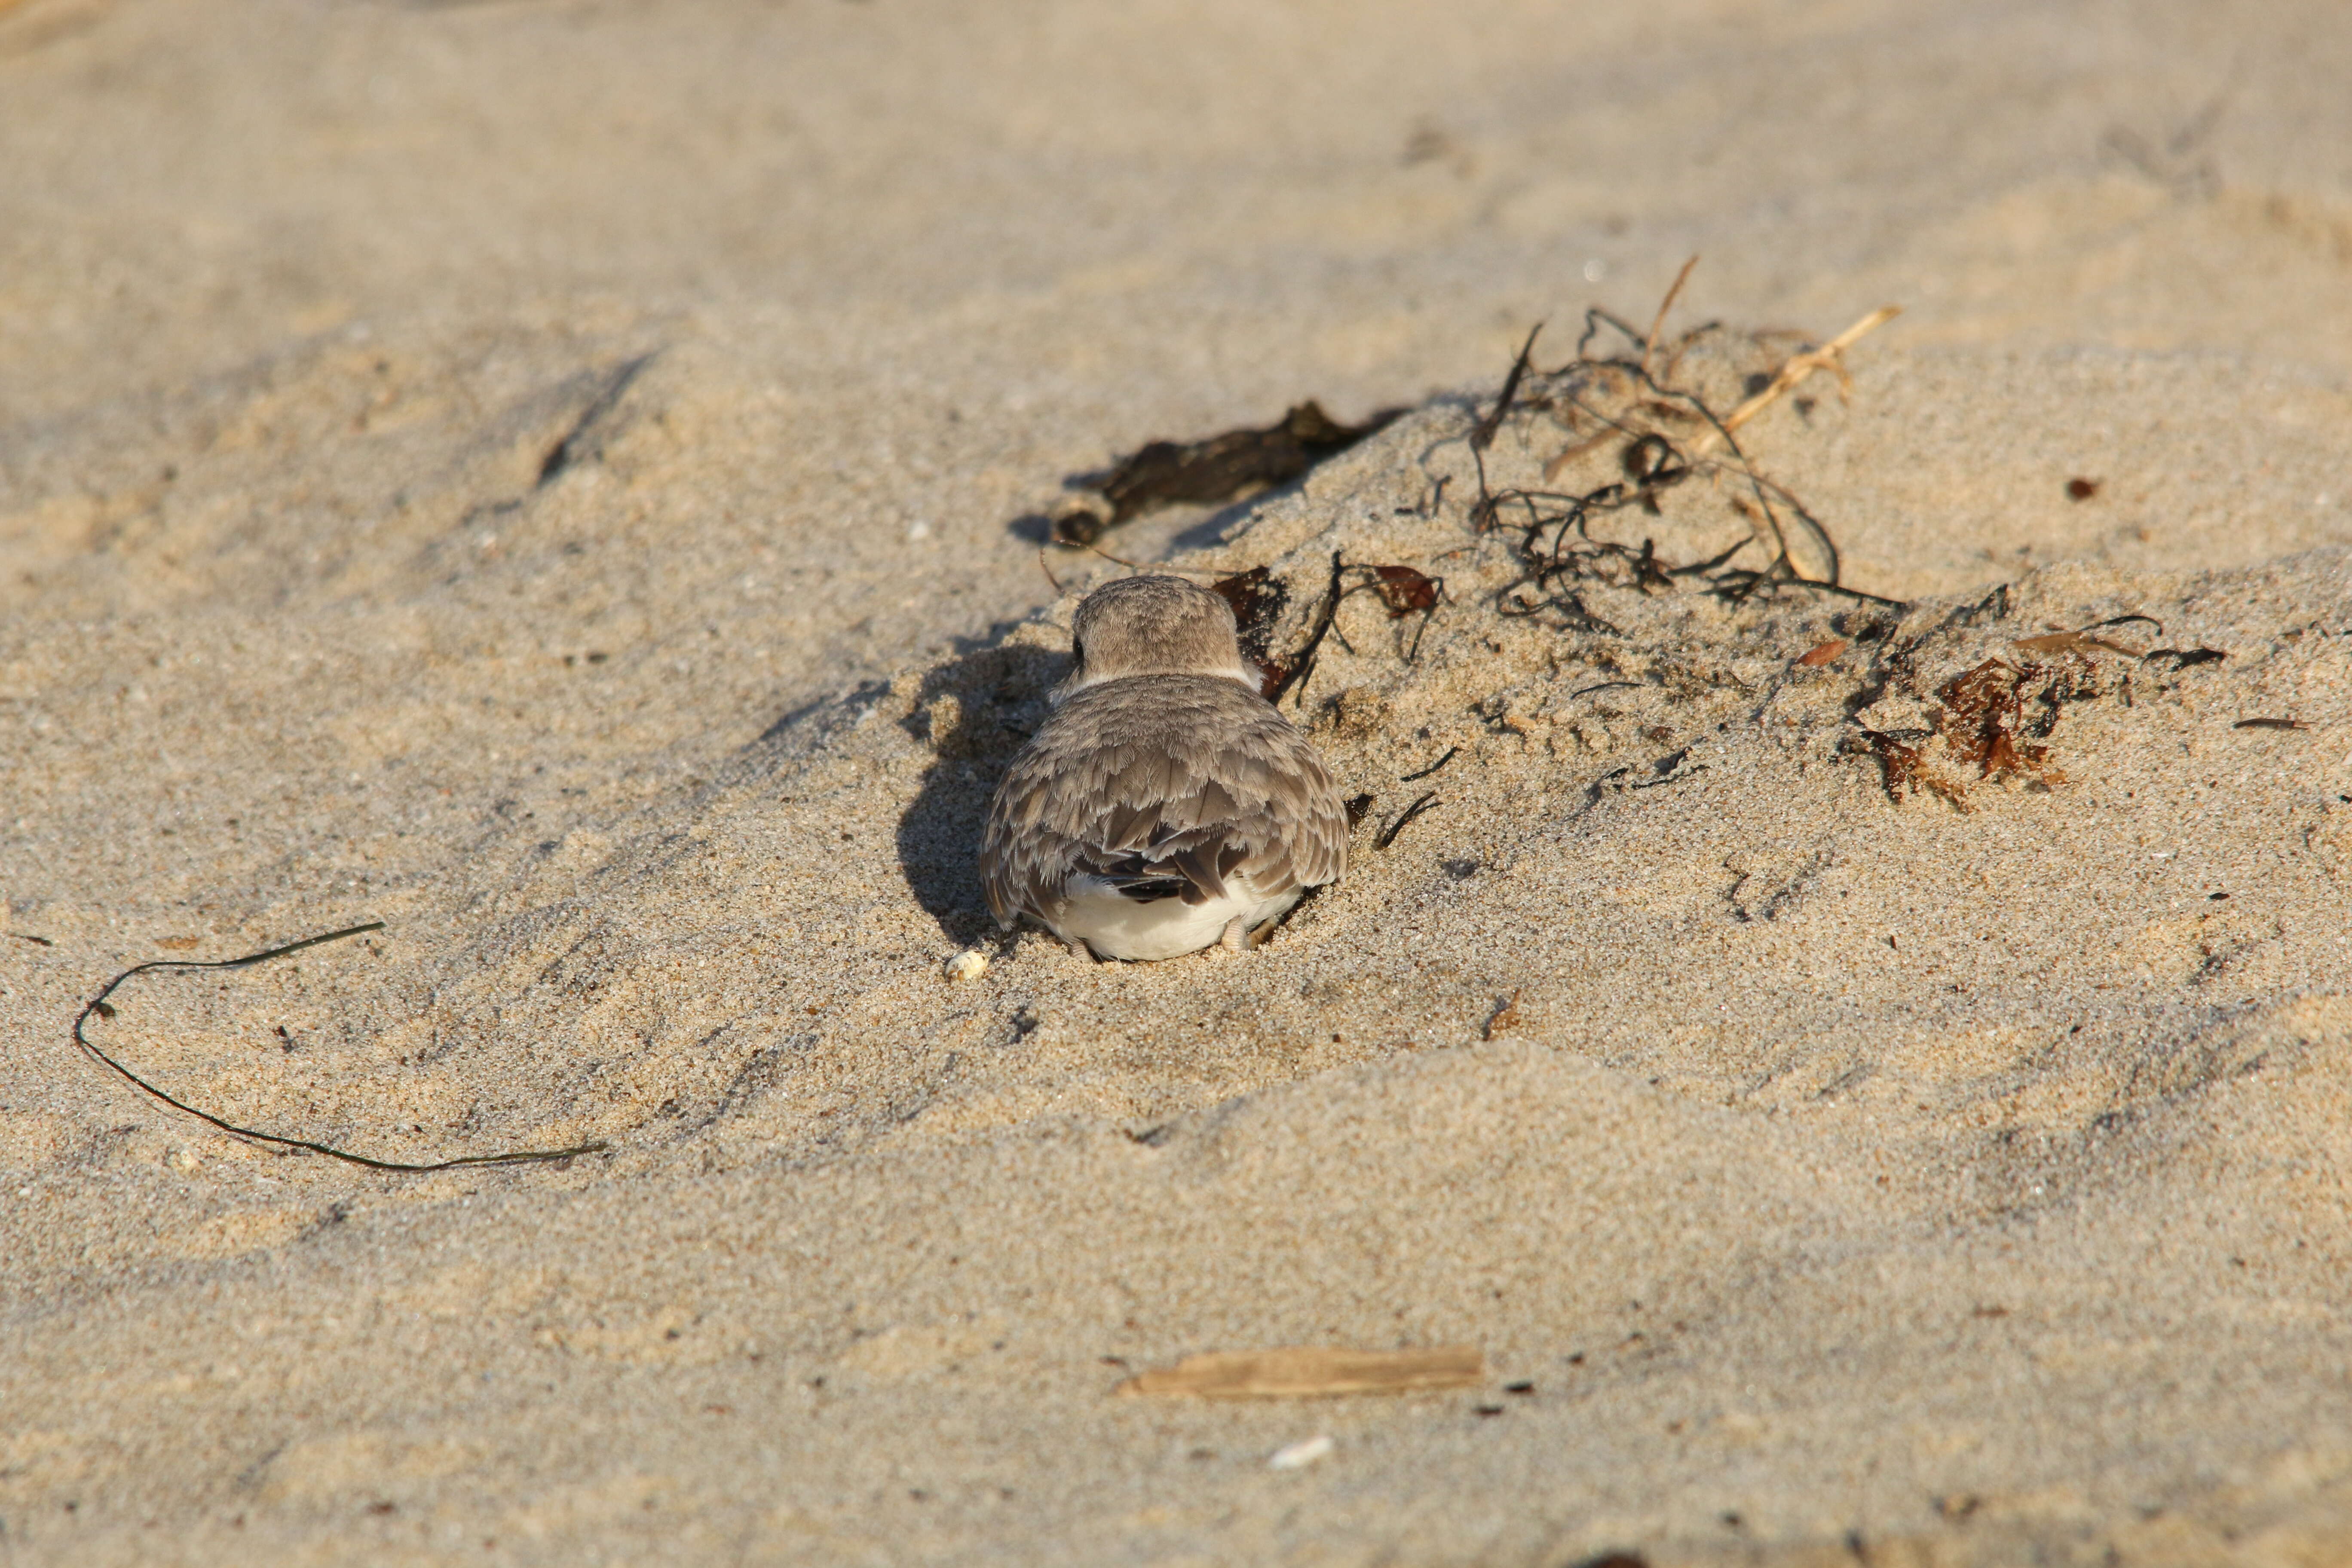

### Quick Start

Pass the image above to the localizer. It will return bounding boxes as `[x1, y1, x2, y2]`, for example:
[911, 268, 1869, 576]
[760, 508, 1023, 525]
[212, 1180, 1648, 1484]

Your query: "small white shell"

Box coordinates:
[1267, 1434, 1335, 1470]
[942, 949, 990, 982]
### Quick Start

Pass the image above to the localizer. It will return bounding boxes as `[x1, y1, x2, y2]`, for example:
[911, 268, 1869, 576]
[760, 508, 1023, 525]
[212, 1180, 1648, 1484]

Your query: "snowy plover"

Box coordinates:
[980, 574, 1348, 961]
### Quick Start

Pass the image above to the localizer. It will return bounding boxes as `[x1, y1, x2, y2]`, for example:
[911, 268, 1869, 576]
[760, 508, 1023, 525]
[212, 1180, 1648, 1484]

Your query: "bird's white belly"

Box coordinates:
[1053, 875, 1302, 961]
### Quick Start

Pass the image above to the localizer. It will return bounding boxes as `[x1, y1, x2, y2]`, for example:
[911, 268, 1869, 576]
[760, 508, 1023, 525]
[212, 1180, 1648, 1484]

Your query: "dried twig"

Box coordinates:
[1690, 305, 1900, 458]
[1640, 255, 1701, 382]
[1471, 324, 1543, 453]
[1117, 1345, 1485, 1399]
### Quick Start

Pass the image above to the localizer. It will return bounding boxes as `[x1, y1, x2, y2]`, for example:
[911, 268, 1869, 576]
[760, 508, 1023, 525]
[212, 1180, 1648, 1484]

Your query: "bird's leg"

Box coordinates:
[1219, 916, 1251, 954]
[1065, 935, 1096, 962]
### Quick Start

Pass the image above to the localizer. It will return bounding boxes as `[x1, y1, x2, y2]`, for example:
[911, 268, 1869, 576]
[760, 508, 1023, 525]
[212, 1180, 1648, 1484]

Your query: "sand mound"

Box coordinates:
[15, 322, 2349, 1564]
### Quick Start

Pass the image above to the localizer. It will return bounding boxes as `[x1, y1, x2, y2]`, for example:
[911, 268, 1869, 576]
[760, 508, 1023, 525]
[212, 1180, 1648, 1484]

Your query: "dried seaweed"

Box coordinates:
[1852, 658, 2092, 807]
[1470, 324, 1543, 453]
[1268, 552, 1349, 707]
[1262, 554, 1453, 706]
[1938, 660, 2062, 782]
[1462, 280, 1903, 616]
[1054, 400, 1405, 545]
[1209, 566, 1289, 655]
[2017, 631, 2141, 657]
[2015, 614, 2166, 658]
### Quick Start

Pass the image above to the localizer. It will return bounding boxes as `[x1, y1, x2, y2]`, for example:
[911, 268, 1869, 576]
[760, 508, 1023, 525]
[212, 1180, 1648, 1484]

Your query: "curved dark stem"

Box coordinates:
[72, 923, 611, 1173]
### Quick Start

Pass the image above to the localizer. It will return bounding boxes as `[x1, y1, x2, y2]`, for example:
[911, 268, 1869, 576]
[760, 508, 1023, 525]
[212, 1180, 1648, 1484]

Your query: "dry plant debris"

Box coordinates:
[1687, 303, 1900, 459]
[1838, 604, 2243, 808]
[1116, 1345, 1486, 1399]
[1026, 267, 1947, 828]
[1018, 264, 2264, 919]
[1468, 296, 1905, 613]
[1851, 658, 2088, 808]
[1209, 564, 1292, 695]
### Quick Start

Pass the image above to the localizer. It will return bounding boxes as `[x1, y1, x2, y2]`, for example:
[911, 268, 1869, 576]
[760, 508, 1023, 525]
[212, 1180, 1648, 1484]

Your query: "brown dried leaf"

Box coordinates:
[1369, 565, 1440, 617]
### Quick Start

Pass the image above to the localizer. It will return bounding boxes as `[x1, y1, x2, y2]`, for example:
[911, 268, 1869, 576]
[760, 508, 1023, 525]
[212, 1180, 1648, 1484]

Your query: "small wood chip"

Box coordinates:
[1796, 639, 1847, 667]
[1116, 1345, 1485, 1399]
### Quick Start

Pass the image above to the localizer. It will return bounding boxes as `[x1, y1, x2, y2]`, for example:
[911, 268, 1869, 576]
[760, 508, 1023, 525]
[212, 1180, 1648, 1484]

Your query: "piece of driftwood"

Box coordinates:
[1116, 1345, 1485, 1399]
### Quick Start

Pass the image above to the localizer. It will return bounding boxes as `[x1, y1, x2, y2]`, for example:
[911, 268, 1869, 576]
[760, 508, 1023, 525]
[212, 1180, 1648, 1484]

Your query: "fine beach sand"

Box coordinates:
[4, 2, 2351, 1564]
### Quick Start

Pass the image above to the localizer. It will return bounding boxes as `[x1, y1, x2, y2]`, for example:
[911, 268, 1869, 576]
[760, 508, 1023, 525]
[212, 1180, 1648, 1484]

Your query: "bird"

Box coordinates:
[979, 573, 1348, 961]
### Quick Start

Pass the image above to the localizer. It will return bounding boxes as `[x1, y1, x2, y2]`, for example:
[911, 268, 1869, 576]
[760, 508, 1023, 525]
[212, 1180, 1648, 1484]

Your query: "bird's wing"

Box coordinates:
[980, 678, 1348, 922]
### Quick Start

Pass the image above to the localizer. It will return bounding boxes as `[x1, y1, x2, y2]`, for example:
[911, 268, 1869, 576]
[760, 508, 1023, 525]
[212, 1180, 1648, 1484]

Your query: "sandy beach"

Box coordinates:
[4, 2, 2350, 1563]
